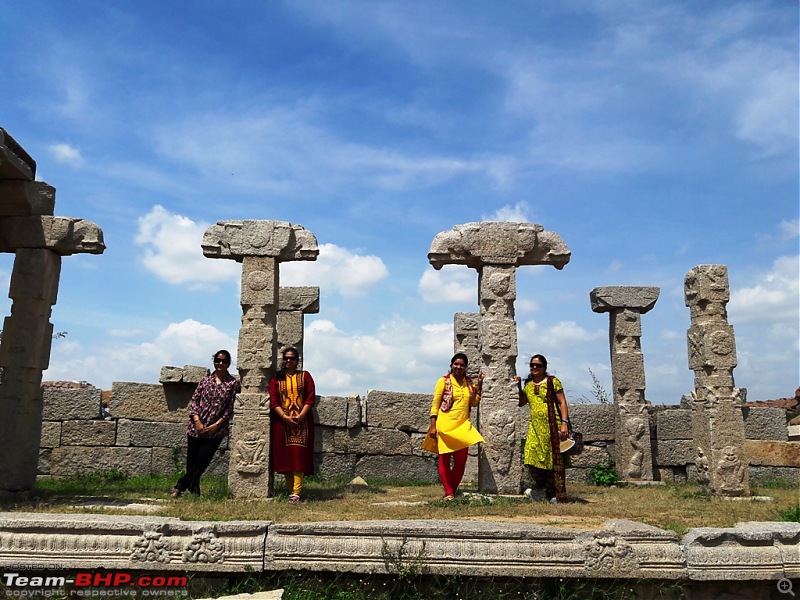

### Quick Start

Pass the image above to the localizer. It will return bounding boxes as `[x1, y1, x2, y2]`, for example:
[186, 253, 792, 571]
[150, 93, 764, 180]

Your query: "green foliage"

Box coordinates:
[381, 535, 427, 579]
[589, 462, 621, 487]
[588, 368, 611, 404]
[778, 504, 800, 523]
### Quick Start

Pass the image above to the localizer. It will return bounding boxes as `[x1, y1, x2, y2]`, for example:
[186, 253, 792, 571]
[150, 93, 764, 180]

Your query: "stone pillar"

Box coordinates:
[590, 286, 659, 481]
[429, 222, 570, 493]
[684, 265, 749, 497]
[0, 128, 105, 492]
[454, 312, 480, 379]
[278, 286, 320, 368]
[201, 220, 318, 498]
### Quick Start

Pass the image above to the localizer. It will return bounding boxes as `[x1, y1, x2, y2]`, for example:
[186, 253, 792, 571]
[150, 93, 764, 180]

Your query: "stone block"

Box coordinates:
[184, 365, 210, 383]
[60, 420, 116, 446]
[744, 440, 800, 467]
[569, 404, 615, 442]
[0, 215, 104, 255]
[37, 448, 51, 475]
[39, 421, 61, 448]
[313, 426, 335, 453]
[151, 445, 185, 477]
[610, 352, 645, 391]
[117, 420, 187, 448]
[567, 444, 612, 469]
[355, 454, 438, 483]
[0, 128, 36, 180]
[743, 407, 788, 441]
[279, 286, 320, 313]
[748, 466, 800, 487]
[0, 180, 55, 217]
[50, 447, 152, 477]
[653, 439, 695, 466]
[654, 466, 688, 484]
[590, 286, 660, 313]
[202, 220, 319, 261]
[364, 390, 430, 431]
[108, 382, 191, 422]
[333, 426, 414, 455]
[314, 453, 357, 479]
[655, 409, 693, 440]
[159, 366, 183, 383]
[42, 388, 101, 420]
[314, 395, 348, 427]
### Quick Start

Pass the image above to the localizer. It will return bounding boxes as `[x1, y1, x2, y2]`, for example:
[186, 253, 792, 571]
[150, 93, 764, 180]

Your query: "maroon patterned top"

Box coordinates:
[187, 373, 240, 439]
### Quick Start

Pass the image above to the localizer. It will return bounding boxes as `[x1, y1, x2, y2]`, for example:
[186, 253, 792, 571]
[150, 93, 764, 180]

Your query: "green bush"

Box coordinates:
[589, 463, 621, 487]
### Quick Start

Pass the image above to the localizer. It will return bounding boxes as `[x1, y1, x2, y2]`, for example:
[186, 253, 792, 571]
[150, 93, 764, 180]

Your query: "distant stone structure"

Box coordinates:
[0, 128, 105, 492]
[201, 220, 319, 498]
[684, 265, 750, 496]
[278, 286, 319, 367]
[590, 286, 659, 481]
[453, 312, 480, 378]
[428, 222, 570, 493]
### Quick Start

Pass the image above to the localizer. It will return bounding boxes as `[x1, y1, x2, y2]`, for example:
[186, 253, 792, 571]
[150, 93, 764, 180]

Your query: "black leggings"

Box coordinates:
[174, 435, 223, 495]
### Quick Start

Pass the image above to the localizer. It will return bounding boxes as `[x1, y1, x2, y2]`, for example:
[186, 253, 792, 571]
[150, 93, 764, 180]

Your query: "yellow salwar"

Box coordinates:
[422, 375, 484, 454]
[523, 376, 564, 469]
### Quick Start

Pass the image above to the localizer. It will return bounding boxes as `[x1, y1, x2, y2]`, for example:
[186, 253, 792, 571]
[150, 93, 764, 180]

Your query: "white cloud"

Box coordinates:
[418, 265, 476, 304]
[516, 299, 540, 314]
[779, 219, 799, 240]
[134, 205, 240, 289]
[282, 243, 389, 297]
[482, 201, 532, 222]
[48, 143, 84, 168]
[108, 328, 144, 338]
[729, 255, 799, 326]
[44, 319, 236, 388]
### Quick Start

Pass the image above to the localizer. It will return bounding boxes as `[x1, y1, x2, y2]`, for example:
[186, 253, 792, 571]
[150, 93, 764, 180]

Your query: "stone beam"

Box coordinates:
[202, 220, 319, 499]
[279, 286, 320, 314]
[0, 181, 55, 217]
[278, 286, 320, 365]
[202, 220, 318, 262]
[0, 128, 36, 180]
[590, 286, 660, 482]
[0, 216, 105, 254]
[428, 221, 571, 270]
[428, 222, 571, 494]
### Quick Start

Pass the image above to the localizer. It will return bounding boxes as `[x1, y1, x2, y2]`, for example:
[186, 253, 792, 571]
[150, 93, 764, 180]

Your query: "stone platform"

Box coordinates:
[0, 512, 797, 585]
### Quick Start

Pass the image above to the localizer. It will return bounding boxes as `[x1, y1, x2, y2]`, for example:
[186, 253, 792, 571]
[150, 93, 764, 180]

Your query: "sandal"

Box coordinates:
[169, 488, 181, 499]
[444, 495, 455, 501]
[288, 494, 300, 505]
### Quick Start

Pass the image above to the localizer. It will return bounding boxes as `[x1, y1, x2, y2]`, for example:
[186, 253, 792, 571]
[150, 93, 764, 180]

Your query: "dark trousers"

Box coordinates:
[175, 435, 222, 495]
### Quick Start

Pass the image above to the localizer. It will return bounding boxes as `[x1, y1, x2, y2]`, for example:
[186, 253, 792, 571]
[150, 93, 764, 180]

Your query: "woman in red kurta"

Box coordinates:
[269, 346, 316, 504]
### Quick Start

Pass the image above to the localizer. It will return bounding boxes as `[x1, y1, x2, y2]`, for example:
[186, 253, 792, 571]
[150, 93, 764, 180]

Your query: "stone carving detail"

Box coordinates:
[684, 265, 749, 497]
[590, 286, 659, 481]
[130, 530, 171, 563]
[429, 222, 571, 493]
[695, 447, 710, 485]
[583, 534, 637, 573]
[203, 220, 318, 498]
[184, 527, 225, 564]
[0, 129, 105, 492]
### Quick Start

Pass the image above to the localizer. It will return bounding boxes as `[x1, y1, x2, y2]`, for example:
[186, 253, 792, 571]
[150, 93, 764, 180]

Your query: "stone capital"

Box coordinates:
[0, 216, 105, 255]
[428, 222, 570, 270]
[590, 286, 660, 313]
[279, 286, 320, 314]
[202, 220, 319, 262]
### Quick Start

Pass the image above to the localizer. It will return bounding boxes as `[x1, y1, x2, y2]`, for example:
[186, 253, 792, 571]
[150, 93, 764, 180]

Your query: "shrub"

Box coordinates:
[589, 462, 621, 486]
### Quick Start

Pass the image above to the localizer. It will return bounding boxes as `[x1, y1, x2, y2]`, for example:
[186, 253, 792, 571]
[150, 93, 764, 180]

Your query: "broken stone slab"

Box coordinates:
[589, 286, 660, 313]
[428, 221, 571, 269]
[159, 365, 210, 384]
[0, 127, 36, 180]
[202, 220, 319, 262]
[279, 286, 320, 313]
[0, 216, 105, 254]
[0, 181, 55, 217]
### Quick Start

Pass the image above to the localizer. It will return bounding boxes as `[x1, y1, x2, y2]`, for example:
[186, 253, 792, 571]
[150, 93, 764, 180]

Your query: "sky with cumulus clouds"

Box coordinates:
[1, 0, 797, 404]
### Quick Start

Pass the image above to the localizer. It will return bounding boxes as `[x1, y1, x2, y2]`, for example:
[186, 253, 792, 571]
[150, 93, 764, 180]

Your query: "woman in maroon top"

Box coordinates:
[171, 349, 240, 497]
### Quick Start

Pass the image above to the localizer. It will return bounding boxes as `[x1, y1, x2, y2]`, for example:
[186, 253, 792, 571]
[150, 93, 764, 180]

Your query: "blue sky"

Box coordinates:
[1, 1, 797, 404]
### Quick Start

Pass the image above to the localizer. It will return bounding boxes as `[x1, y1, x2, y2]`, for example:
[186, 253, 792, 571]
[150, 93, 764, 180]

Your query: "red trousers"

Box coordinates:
[437, 448, 468, 497]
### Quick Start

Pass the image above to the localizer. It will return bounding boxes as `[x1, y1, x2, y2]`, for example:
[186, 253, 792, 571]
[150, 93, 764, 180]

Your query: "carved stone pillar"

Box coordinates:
[0, 128, 105, 492]
[454, 312, 480, 379]
[201, 220, 318, 498]
[684, 265, 749, 497]
[590, 286, 659, 481]
[278, 286, 320, 368]
[429, 222, 570, 493]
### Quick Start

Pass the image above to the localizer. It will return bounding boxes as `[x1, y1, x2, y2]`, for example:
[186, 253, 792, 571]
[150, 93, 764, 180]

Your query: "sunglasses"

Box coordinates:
[214, 358, 230, 364]
[530, 363, 544, 368]
[283, 356, 298, 361]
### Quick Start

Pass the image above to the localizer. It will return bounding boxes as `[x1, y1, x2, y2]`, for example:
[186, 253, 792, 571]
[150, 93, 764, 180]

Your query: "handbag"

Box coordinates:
[547, 376, 584, 456]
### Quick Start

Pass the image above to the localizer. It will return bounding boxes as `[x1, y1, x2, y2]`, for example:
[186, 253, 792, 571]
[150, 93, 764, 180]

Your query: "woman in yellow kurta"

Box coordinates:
[424, 353, 484, 500]
[515, 354, 570, 503]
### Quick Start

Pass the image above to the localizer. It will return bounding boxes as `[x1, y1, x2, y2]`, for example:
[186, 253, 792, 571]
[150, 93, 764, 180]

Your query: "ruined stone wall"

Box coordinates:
[38, 380, 799, 486]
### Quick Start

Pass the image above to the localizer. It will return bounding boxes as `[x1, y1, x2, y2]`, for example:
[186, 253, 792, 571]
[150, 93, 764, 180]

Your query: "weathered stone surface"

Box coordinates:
[567, 444, 612, 469]
[109, 382, 191, 423]
[0, 512, 268, 572]
[333, 426, 414, 455]
[0, 127, 36, 180]
[279, 286, 320, 313]
[454, 312, 481, 379]
[655, 409, 693, 440]
[117, 420, 186, 448]
[314, 395, 348, 428]
[60, 420, 116, 446]
[364, 390, 429, 431]
[159, 366, 184, 384]
[183, 365, 210, 383]
[355, 454, 438, 482]
[161, 365, 209, 384]
[654, 466, 689, 484]
[743, 407, 788, 441]
[0, 180, 55, 217]
[39, 421, 61, 448]
[653, 440, 696, 466]
[0, 216, 105, 254]
[748, 466, 800, 486]
[37, 448, 51, 475]
[49, 447, 153, 477]
[42, 387, 100, 421]
[202, 220, 319, 262]
[428, 222, 570, 270]
[744, 440, 800, 467]
[570, 404, 615, 442]
[314, 452, 357, 479]
[590, 286, 660, 313]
